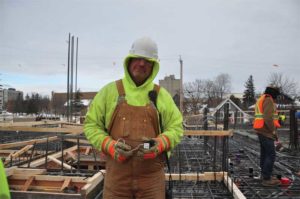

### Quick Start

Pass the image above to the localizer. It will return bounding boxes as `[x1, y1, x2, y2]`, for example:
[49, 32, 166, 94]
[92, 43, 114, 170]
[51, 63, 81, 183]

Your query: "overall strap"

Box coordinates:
[154, 84, 160, 95]
[107, 80, 126, 134]
[116, 79, 125, 97]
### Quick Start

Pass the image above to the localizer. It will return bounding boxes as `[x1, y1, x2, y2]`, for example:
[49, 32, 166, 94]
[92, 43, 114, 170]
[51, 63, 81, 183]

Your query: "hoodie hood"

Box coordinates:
[123, 54, 160, 88]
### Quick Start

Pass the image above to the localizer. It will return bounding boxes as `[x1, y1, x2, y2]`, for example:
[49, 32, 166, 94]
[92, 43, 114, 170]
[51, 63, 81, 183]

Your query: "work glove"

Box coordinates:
[137, 134, 170, 159]
[279, 114, 286, 125]
[101, 136, 133, 162]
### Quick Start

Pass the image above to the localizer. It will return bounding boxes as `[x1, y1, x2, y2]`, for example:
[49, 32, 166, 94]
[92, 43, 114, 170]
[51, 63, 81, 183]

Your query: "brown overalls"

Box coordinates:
[103, 80, 165, 199]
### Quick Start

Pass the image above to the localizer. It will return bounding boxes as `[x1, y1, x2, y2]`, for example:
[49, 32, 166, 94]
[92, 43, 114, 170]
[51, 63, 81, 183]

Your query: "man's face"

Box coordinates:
[128, 58, 154, 86]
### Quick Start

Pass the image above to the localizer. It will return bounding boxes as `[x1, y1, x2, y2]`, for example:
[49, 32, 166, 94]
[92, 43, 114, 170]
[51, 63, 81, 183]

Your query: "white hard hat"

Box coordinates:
[129, 37, 158, 60]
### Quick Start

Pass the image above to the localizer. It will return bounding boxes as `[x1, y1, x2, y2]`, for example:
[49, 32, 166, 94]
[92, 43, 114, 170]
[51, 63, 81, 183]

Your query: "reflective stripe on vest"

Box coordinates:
[253, 94, 281, 130]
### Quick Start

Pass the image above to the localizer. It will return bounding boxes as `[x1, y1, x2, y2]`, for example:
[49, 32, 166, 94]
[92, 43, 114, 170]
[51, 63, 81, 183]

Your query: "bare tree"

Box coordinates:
[214, 73, 232, 101]
[183, 73, 232, 111]
[267, 72, 298, 96]
[184, 79, 204, 114]
[203, 79, 218, 106]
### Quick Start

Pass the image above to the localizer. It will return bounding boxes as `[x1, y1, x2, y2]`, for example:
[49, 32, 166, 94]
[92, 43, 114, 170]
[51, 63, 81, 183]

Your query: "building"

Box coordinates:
[0, 85, 3, 111]
[159, 75, 180, 98]
[0, 87, 23, 111]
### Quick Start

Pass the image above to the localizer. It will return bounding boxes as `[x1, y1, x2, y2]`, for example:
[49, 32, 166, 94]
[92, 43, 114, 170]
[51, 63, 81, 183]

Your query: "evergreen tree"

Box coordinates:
[242, 75, 256, 109]
[73, 89, 83, 116]
[230, 95, 242, 108]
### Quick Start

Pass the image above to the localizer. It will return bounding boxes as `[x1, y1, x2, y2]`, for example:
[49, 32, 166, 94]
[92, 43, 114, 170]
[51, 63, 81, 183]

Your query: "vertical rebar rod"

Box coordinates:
[92, 147, 100, 171]
[224, 103, 229, 131]
[45, 137, 49, 170]
[70, 36, 74, 122]
[77, 136, 80, 173]
[27, 142, 36, 168]
[213, 136, 217, 181]
[67, 33, 71, 122]
[61, 134, 64, 173]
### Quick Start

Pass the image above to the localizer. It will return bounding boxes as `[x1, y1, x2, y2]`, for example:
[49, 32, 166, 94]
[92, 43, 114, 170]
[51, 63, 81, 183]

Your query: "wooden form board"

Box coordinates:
[0, 126, 83, 134]
[165, 172, 226, 181]
[20, 145, 78, 168]
[15, 145, 103, 170]
[7, 169, 104, 198]
[0, 121, 64, 127]
[223, 174, 247, 199]
[184, 130, 233, 137]
[0, 136, 58, 150]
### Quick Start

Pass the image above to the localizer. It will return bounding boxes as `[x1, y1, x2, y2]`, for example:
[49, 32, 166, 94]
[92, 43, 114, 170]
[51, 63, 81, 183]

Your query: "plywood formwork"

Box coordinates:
[18, 145, 105, 171]
[6, 167, 104, 199]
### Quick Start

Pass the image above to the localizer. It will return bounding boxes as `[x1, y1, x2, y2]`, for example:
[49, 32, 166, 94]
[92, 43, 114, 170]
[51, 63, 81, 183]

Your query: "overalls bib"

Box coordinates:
[103, 79, 165, 199]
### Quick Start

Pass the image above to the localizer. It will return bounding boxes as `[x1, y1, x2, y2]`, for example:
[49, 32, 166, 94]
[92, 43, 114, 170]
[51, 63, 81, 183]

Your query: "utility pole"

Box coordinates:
[179, 55, 183, 113]
[75, 37, 78, 92]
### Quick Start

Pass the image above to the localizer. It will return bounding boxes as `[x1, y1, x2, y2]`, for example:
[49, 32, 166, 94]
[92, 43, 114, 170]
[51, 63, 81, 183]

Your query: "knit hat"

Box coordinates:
[264, 86, 280, 99]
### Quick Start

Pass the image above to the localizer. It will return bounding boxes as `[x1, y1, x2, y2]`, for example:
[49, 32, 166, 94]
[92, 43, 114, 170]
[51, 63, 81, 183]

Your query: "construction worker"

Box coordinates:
[253, 86, 281, 186]
[0, 159, 10, 199]
[84, 37, 183, 198]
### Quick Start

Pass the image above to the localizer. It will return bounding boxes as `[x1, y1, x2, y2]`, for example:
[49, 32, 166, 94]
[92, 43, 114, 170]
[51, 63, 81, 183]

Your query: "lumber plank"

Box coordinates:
[10, 190, 81, 198]
[0, 126, 83, 134]
[85, 147, 91, 155]
[5, 166, 17, 177]
[21, 146, 78, 168]
[65, 139, 89, 144]
[223, 174, 246, 199]
[0, 121, 64, 127]
[184, 130, 233, 136]
[9, 174, 86, 183]
[81, 171, 105, 195]
[66, 151, 77, 160]
[21, 176, 35, 191]
[60, 178, 72, 191]
[0, 136, 58, 150]
[165, 172, 225, 181]
[11, 145, 33, 158]
[48, 156, 75, 170]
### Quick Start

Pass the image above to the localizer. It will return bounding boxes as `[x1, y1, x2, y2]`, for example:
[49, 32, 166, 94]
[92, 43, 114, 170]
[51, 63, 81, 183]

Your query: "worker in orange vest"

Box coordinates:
[253, 86, 281, 186]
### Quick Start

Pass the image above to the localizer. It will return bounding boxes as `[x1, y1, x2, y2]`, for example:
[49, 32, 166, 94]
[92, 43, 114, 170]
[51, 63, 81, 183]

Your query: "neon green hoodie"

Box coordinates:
[84, 54, 183, 151]
[0, 159, 10, 199]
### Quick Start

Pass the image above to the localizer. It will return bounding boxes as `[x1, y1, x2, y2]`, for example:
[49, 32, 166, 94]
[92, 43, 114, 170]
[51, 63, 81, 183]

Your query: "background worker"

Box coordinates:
[84, 37, 183, 198]
[253, 86, 281, 186]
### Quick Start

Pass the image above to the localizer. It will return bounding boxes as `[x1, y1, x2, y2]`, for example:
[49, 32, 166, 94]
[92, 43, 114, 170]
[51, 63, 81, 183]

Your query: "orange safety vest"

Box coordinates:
[253, 94, 281, 130]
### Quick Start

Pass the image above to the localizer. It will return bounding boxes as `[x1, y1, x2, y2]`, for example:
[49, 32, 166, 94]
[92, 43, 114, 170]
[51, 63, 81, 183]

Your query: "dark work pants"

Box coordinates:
[258, 134, 276, 180]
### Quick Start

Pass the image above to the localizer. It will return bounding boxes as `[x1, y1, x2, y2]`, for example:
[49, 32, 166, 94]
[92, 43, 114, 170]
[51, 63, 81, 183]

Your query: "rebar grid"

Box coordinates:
[170, 181, 234, 199]
[169, 136, 228, 174]
[230, 132, 300, 198]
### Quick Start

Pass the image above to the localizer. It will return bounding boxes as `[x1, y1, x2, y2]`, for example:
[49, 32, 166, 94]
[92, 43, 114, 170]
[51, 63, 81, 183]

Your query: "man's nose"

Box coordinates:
[137, 59, 146, 65]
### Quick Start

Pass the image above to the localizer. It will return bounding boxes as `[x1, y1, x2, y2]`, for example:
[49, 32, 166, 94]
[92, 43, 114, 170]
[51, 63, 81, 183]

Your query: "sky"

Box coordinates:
[0, 0, 299, 97]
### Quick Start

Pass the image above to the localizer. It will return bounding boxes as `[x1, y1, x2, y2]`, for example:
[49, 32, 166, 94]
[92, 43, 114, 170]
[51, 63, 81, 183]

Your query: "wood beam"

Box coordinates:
[85, 147, 91, 155]
[21, 176, 35, 191]
[47, 156, 75, 170]
[0, 136, 58, 150]
[0, 126, 83, 134]
[21, 146, 77, 168]
[223, 174, 246, 199]
[81, 171, 105, 195]
[60, 178, 72, 192]
[165, 172, 225, 181]
[184, 130, 233, 137]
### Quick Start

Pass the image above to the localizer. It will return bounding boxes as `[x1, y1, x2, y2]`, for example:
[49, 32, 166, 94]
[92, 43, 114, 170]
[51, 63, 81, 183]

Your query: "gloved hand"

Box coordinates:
[137, 134, 170, 159]
[101, 136, 133, 162]
[279, 114, 286, 125]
